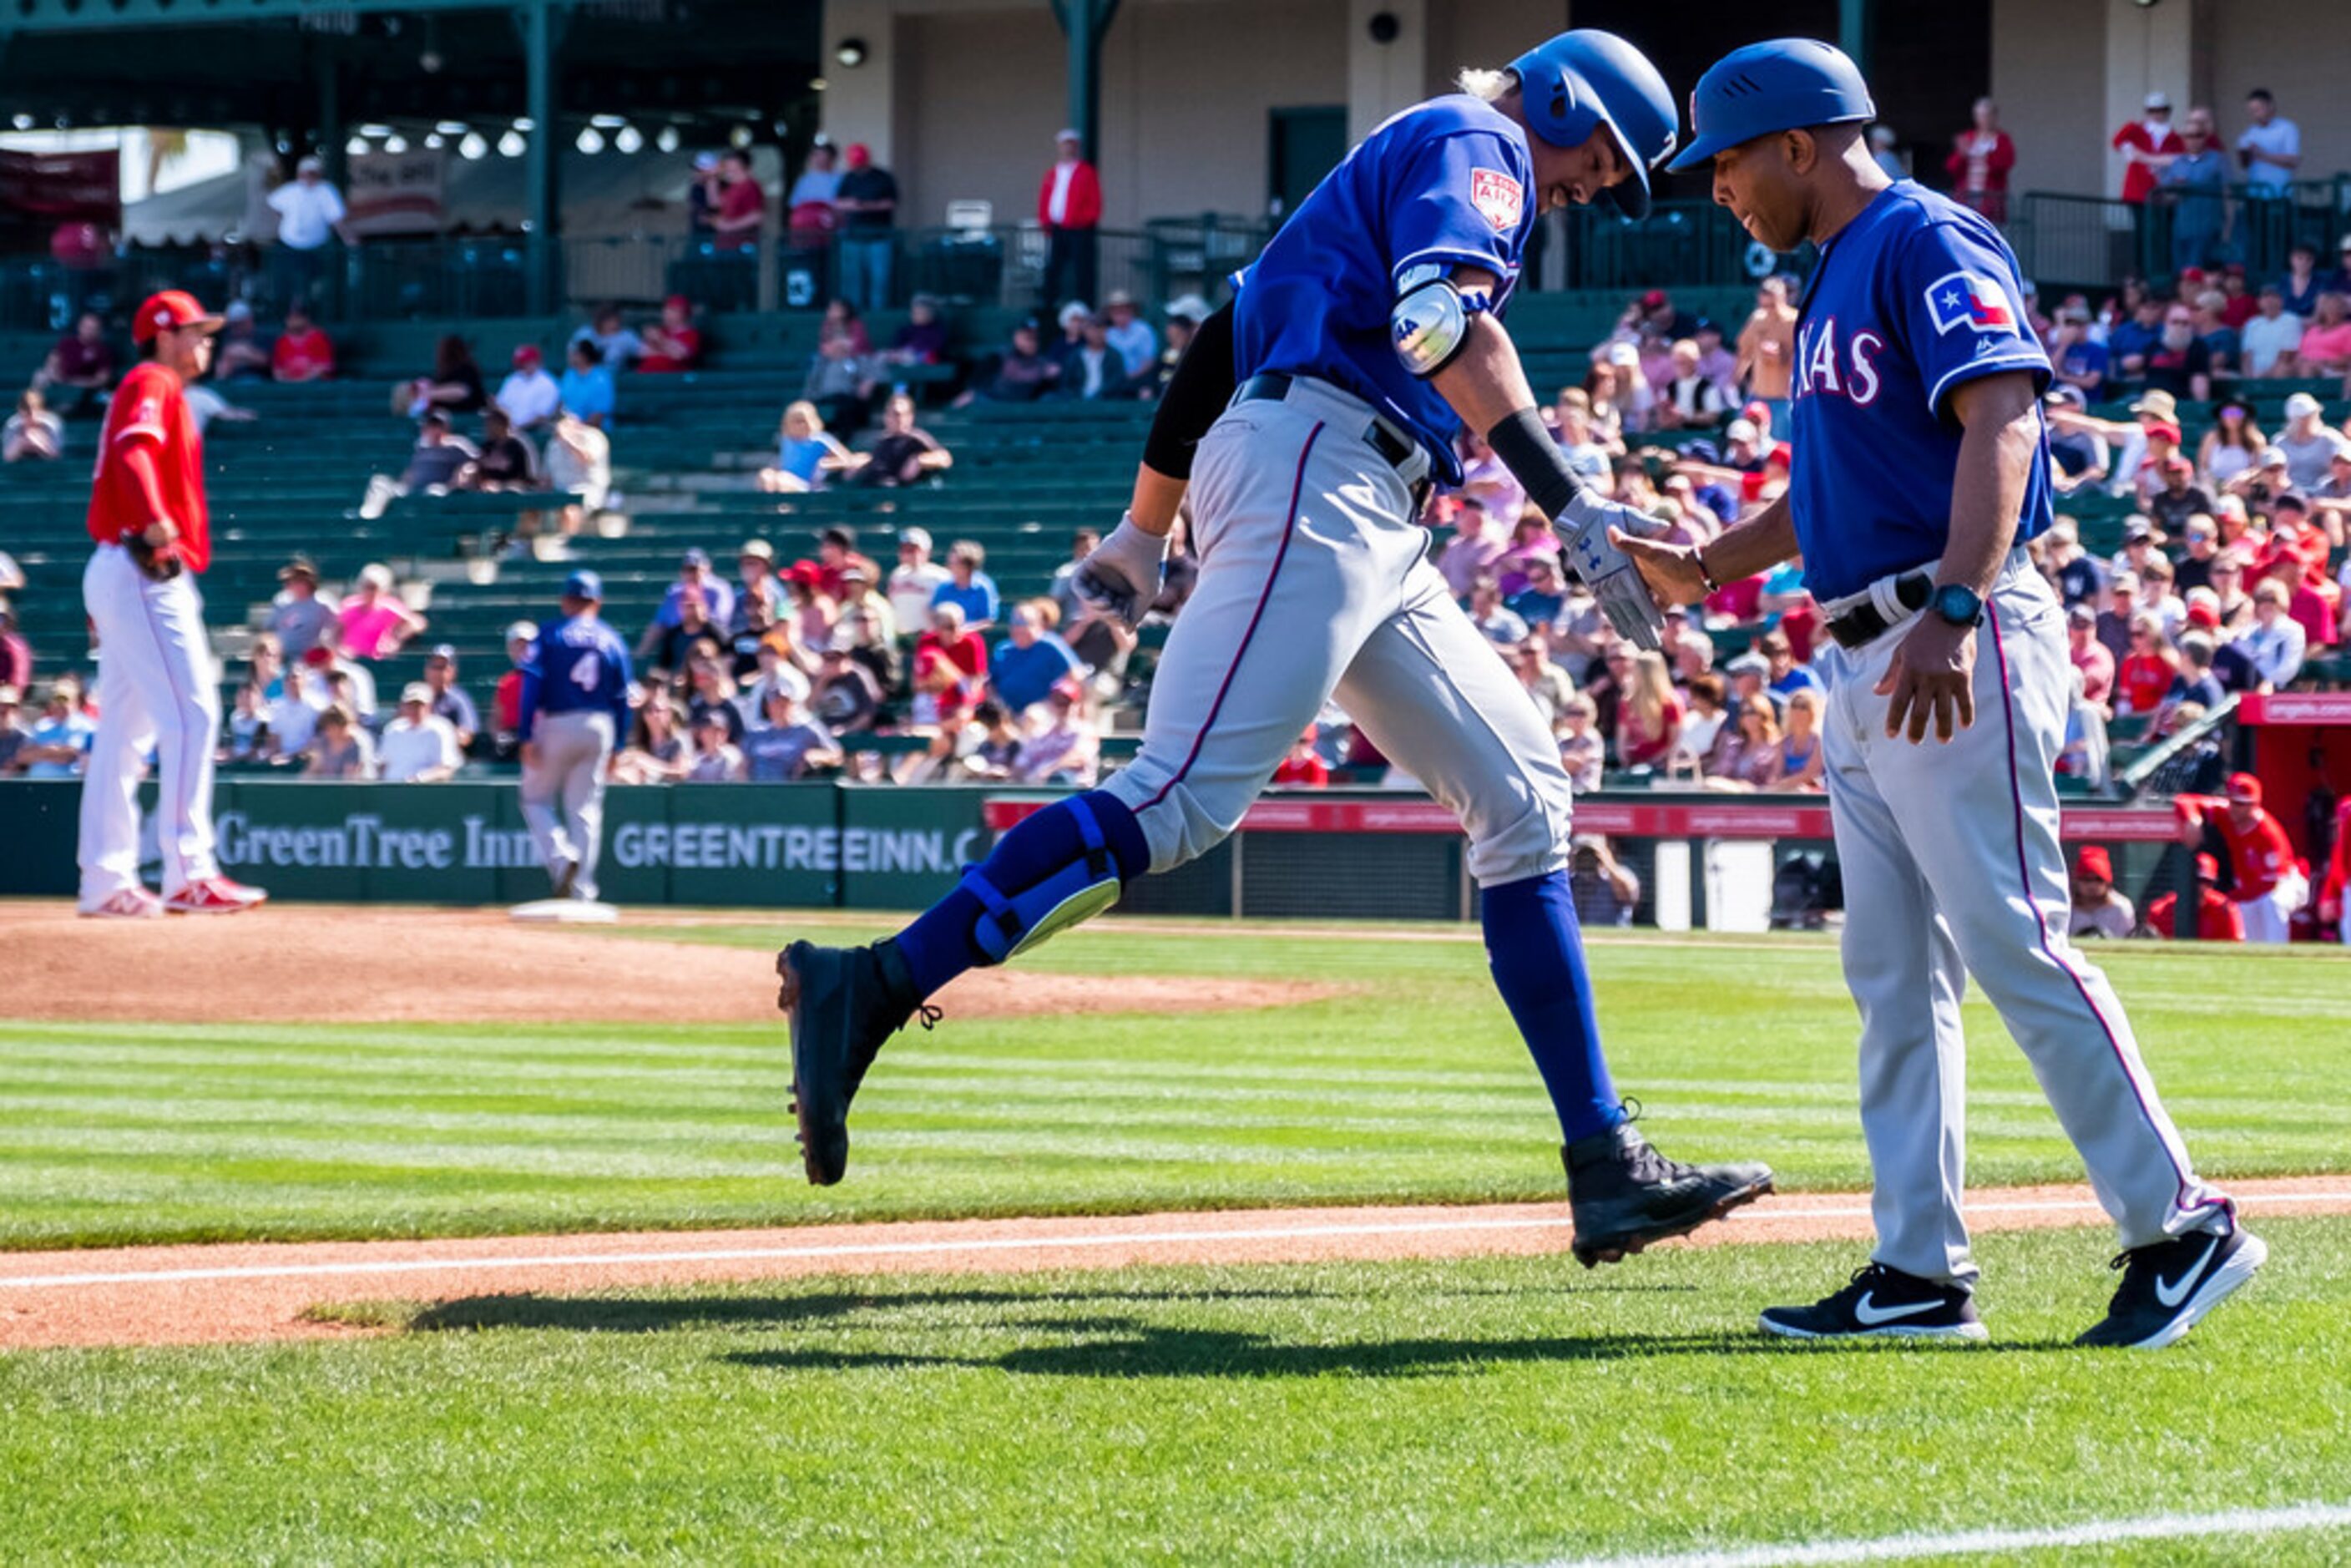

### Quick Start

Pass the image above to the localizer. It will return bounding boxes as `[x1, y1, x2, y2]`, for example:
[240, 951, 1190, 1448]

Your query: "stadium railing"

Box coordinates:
[2010, 176, 2351, 292]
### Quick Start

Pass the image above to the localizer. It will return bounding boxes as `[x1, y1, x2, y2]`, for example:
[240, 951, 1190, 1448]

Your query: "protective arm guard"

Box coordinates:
[1391, 266, 1494, 379]
[962, 795, 1125, 962]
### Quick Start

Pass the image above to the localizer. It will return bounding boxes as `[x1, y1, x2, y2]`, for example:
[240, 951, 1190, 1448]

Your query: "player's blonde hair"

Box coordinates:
[1457, 67, 1514, 102]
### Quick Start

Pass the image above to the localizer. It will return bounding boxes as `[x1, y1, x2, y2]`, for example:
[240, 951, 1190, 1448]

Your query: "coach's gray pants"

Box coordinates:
[520, 709, 614, 901]
[1103, 376, 1573, 886]
[1818, 555, 2231, 1287]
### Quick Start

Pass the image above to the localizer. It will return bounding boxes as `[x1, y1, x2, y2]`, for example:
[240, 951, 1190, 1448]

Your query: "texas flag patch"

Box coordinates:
[1470, 168, 1524, 232]
[1924, 271, 2019, 336]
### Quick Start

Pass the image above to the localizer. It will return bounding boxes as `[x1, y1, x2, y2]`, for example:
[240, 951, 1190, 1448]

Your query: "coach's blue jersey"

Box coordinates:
[518, 613, 631, 740]
[1787, 181, 2053, 601]
[1233, 96, 1534, 485]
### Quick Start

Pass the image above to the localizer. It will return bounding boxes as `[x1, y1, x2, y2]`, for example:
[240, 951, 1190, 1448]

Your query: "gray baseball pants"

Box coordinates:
[521, 709, 614, 900]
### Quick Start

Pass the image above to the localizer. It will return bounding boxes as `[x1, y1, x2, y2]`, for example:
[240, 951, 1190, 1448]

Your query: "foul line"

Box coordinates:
[2, 1190, 2346, 1292]
[1538, 1499, 2351, 1566]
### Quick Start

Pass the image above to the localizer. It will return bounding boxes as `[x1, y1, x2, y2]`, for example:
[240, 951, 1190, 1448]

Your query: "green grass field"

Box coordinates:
[2, 922, 2347, 1249]
[5, 920, 2348, 1564]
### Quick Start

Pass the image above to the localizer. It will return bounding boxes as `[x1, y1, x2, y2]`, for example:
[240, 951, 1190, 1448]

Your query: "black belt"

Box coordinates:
[1825, 571, 1934, 650]
[1235, 373, 1429, 504]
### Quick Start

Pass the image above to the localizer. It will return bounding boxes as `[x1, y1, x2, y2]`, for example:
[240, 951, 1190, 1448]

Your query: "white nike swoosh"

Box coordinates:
[2156, 1236, 2222, 1308]
[1853, 1292, 1944, 1326]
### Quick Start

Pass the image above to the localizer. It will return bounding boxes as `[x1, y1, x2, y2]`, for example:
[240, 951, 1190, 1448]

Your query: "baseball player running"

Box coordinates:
[78, 290, 267, 918]
[781, 29, 1773, 1267]
[1625, 40, 2259, 1348]
[518, 569, 630, 902]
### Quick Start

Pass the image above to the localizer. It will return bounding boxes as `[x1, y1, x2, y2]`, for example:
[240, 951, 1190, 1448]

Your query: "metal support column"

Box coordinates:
[316, 55, 341, 179]
[1048, 0, 1121, 158]
[522, 0, 559, 315]
[1837, 0, 1873, 82]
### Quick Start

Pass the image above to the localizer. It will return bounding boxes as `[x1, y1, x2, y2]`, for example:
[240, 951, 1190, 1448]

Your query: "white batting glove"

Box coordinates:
[1073, 512, 1171, 631]
[1560, 493, 1669, 652]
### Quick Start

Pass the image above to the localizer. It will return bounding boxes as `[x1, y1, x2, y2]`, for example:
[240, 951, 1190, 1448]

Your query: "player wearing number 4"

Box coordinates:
[77, 291, 267, 918]
[1625, 41, 2259, 1350]
[780, 29, 1775, 1269]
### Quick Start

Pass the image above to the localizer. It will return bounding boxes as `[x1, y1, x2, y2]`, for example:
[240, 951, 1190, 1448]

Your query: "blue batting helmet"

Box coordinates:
[1666, 38, 1876, 171]
[1507, 30, 1678, 220]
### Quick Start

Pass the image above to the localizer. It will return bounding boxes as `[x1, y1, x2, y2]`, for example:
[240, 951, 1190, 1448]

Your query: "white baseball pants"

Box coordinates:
[2237, 875, 2303, 944]
[1816, 554, 2231, 1287]
[1103, 377, 1574, 887]
[78, 544, 223, 900]
[521, 709, 614, 900]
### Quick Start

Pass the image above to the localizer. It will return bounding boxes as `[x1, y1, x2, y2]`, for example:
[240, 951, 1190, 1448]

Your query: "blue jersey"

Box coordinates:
[1233, 96, 1534, 485]
[1787, 181, 2053, 602]
[518, 613, 632, 741]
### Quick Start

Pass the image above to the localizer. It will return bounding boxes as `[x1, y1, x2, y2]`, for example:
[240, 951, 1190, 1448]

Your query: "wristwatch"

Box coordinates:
[1929, 583, 1985, 629]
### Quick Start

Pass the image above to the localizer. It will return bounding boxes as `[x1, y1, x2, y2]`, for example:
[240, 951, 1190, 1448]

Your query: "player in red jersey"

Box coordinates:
[2175, 773, 2303, 943]
[76, 291, 267, 917]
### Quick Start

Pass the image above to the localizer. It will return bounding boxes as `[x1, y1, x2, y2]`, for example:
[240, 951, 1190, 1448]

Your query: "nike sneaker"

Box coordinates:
[2075, 1225, 2266, 1350]
[1760, 1262, 1988, 1343]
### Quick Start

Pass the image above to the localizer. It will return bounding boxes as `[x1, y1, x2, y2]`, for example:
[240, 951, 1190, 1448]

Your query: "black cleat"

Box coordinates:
[1760, 1262, 1988, 1343]
[551, 858, 579, 900]
[776, 939, 930, 1186]
[2075, 1225, 2266, 1350]
[1563, 1119, 1772, 1267]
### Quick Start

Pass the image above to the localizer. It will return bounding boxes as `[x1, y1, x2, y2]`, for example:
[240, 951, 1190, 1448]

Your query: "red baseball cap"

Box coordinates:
[131, 290, 224, 345]
[512, 344, 543, 366]
[1641, 289, 1669, 309]
[664, 294, 691, 312]
[2187, 601, 2220, 630]
[2074, 846, 2114, 883]
[2194, 852, 2221, 880]
[2143, 421, 2182, 445]
[2226, 772, 2262, 804]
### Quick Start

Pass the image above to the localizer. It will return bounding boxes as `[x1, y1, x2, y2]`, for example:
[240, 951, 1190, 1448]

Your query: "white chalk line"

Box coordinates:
[1, 1189, 2344, 1292]
[1538, 1499, 2351, 1567]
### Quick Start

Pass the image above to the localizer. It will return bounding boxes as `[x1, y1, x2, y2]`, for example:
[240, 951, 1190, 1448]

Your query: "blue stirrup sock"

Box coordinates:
[1482, 870, 1626, 1145]
[892, 791, 1150, 1001]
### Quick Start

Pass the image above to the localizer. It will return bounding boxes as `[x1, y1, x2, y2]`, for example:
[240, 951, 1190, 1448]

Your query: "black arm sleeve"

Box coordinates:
[1485, 406, 1590, 524]
[1140, 301, 1236, 481]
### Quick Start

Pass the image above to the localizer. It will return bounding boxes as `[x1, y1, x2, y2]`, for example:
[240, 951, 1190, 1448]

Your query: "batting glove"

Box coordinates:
[1072, 512, 1170, 631]
[1560, 493, 1668, 653]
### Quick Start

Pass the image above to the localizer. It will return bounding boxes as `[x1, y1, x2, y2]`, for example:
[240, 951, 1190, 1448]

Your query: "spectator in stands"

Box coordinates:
[558, 341, 616, 429]
[1506, 555, 1568, 630]
[570, 306, 643, 372]
[611, 695, 695, 784]
[1554, 693, 1605, 792]
[2145, 852, 2244, 940]
[1272, 726, 1329, 788]
[2116, 612, 2182, 719]
[0, 599, 28, 692]
[2274, 241, 2323, 319]
[2277, 393, 2346, 491]
[2241, 578, 2307, 687]
[758, 400, 852, 493]
[961, 317, 1060, 405]
[19, 680, 94, 778]
[267, 155, 351, 306]
[2235, 89, 2300, 195]
[810, 645, 882, 737]
[2108, 294, 2168, 382]
[400, 334, 486, 418]
[543, 410, 611, 538]
[2175, 515, 2224, 597]
[270, 305, 335, 383]
[832, 144, 898, 312]
[1583, 352, 1637, 439]
[414, 645, 478, 751]
[1044, 527, 1101, 629]
[359, 412, 479, 518]
[2045, 306, 2109, 402]
[2294, 294, 2351, 380]
[32, 312, 114, 418]
[2162, 631, 2228, 720]
[2043, 392, 2111, 495]
[741, 686, 841, 781]
[1435, 498, 1505, 599]
[463, 407, 538, 491]
[727, 540, 786, 637]
[844, 393, 952, 487]
[335, 564, 426, 662]
[863, 294, 953, 402]
[3, 388, 62, 463]
[2157, 106, 2227, 274]
[2112, 92, 2182, 205]
[1052, 309, 1130, 402]
[303, 702, 374, 779]
[2068, 847, 2137, 938]
[711, 149, 766, 253]
[2140, 303, 2212, 402]
[1095, 290, 1155, 380]
[2189, 286, 2239, 381]
[1681, 673, 1732, 768]
[919, 600, 989, 683]
[1036, 128, 1105, 307]
[786, 143, 842, 250]
[1762, 689, 1822, 792]
[2146, 456, 2212, 534]
[1139, 296, 1208, 400]
[637, 296, 702, 374]
[1009, 679, 1099, 786]
[1548, 387, 1615, 487]
[1756, 630, 1819, 701]
[988, 599, 1084, 714]
[805, 525, 878, 600]
[377, 684, 461, 783]
[685, 709, 746, 781]
[932, 541, 999, 628]
[1655, 339, 1729, 432]
[0, 683, 25, 775]
[212, 301, 271, 382]
[682, 646, 747, 744]
[803, 298, 872, 430]
[1732, 278, 1797, 431]
[1465, 576, 1528, 646]
[495, 346, 560, 432]
[2198, 403, 2266, 490]
[642, 549, 731, 650]
[887, 526, 951, 630]
[1614, 650, 1683, 771]
[1569, 835, 1640, 927]
[1946, 97, 2015, 223]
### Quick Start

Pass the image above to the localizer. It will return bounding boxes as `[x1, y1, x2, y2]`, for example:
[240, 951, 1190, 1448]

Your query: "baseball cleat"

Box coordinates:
[551, 858, 579, 900]
[162, 877, 268, 914]
[776, 938, 930, 1186]
[78, 888, 165, 919]
[2075, 1225, 2266, 1350]
[1760, 1262, 1989, 1343]
[1562, 1120, 1772, 1267]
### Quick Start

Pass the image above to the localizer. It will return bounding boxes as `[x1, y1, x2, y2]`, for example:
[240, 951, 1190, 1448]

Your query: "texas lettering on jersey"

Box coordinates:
[1792, 317, 1889, 404]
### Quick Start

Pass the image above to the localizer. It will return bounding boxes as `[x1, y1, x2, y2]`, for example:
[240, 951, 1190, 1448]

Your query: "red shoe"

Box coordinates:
[78, 888, 165, 919]
[162, 877, 269, 914]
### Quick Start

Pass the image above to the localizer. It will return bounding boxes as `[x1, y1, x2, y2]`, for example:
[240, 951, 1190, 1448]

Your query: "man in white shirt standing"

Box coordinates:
[496, 346, 562, 432]
[2240, 282, 2305, 378]
[2236, 89, 2299, 194]
[379, 684, 463, 782]
[266, 155, 352, 312]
